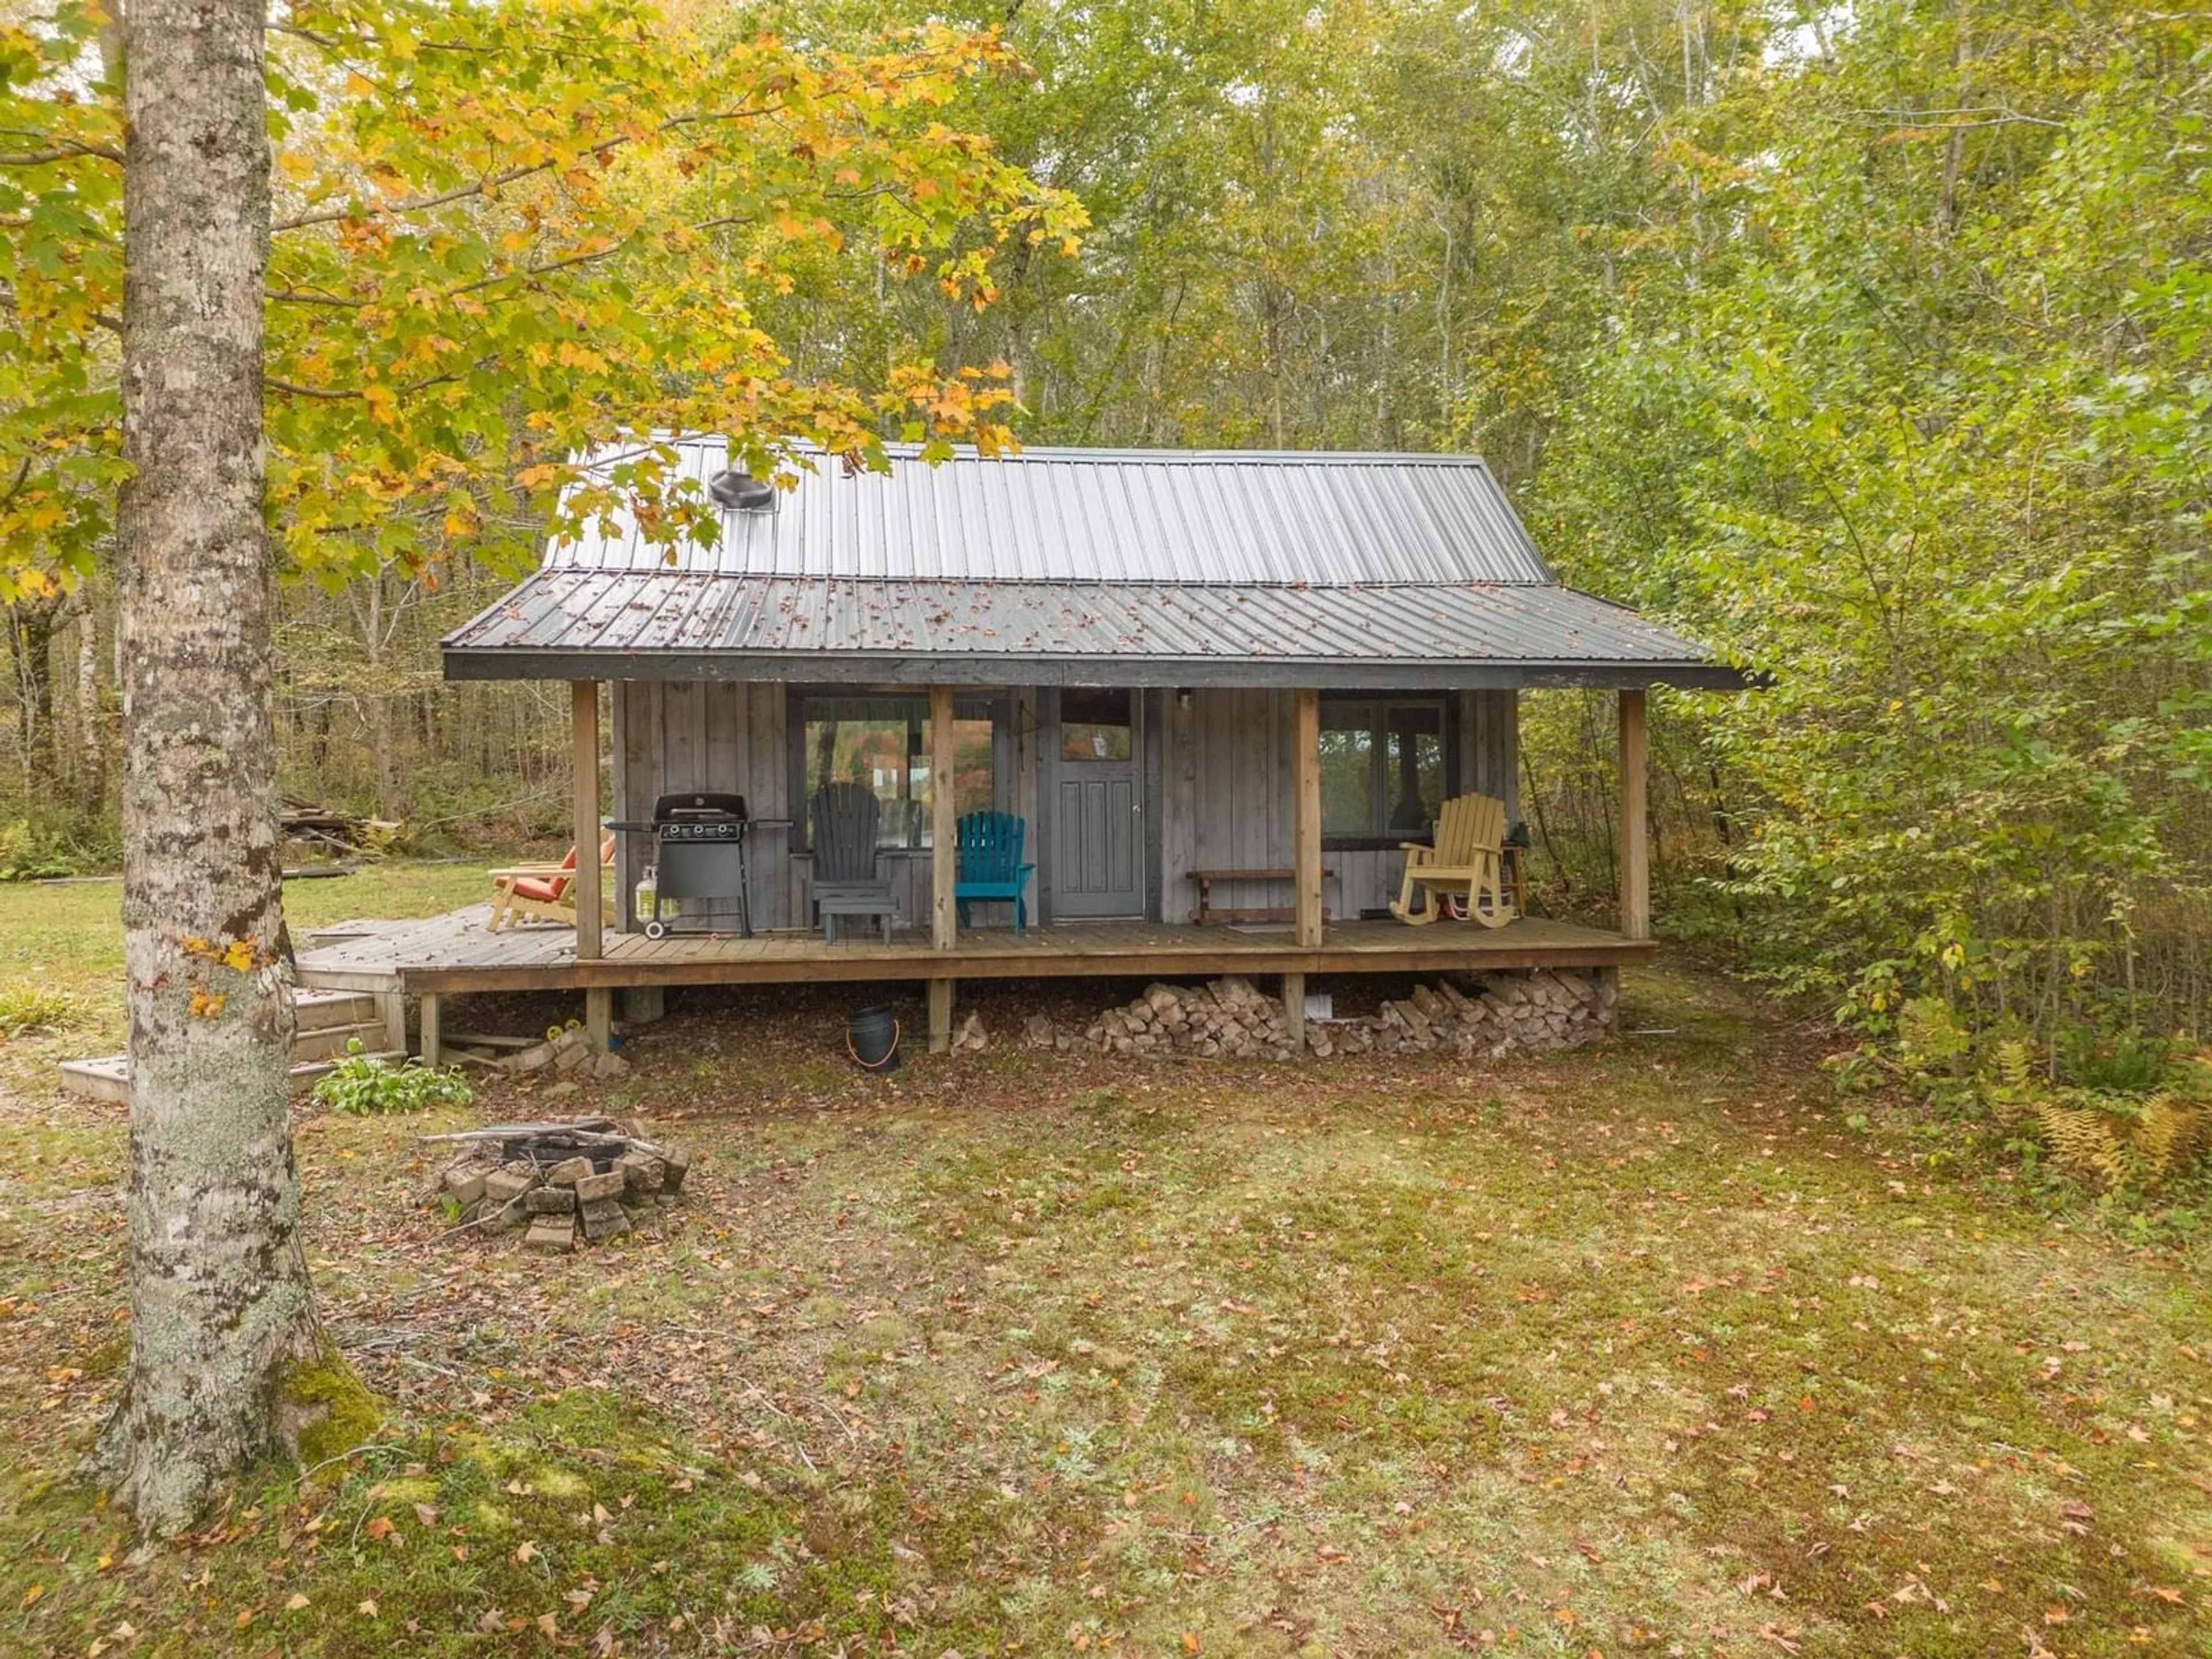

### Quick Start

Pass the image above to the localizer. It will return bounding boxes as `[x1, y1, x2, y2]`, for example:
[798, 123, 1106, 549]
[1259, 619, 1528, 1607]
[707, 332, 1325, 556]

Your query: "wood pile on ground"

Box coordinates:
[1030, 968, 1618, 1061]
[1331, 968, 1619, 1056]
[1078, 975, 1300, 1059]
[279, 797, 398, 854]
[444, 1023, 630, 1082]
[425, 1118, 689, 1253]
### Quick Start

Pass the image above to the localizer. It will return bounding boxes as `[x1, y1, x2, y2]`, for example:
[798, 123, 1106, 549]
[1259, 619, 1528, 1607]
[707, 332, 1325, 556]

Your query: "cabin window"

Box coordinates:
[795, 694, 998, 849]
[1060, 687, 1134, 762]
[1319, 699, 1448, 843]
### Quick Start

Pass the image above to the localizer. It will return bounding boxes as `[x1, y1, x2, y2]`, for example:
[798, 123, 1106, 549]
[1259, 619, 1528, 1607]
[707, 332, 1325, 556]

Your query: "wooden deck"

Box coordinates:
[296, 905, 1652, 995]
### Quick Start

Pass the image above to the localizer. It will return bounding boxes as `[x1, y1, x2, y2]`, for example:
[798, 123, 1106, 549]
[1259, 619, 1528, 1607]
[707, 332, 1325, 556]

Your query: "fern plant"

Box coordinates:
[309, 1040, 474, 1116]
[1988, 1036, 2210, 1194]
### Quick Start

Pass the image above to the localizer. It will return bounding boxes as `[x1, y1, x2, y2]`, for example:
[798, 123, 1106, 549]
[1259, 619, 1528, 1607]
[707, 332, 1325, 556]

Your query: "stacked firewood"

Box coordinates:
[1316, 968, 1618, 1058]
[1054, 969, 1617, 1061]
[444, 1023, 631, 1082]
[426, 1119, 690, 1253]
[1083, 976, 1299, 1059]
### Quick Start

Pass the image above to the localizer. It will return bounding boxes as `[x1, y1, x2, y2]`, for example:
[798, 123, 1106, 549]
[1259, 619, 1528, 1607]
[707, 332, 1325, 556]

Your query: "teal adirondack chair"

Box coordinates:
[955, 811, 1035, 931]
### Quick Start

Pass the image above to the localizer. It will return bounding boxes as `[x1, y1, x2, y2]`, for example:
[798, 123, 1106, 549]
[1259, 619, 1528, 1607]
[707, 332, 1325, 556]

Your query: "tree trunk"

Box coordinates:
[70, 589, 106, 813]
[99, 0, 320, 1535]
[6, 590, 63, 804]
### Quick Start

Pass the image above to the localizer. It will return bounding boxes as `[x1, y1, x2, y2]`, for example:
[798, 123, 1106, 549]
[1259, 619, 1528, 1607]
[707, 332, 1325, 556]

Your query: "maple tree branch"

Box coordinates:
[268, 286, 368, 308]
[0, 139, 124, 166]
[266, 51, 972, 235]
[266, 371, 462, 402]
[269, 101, 787, 235]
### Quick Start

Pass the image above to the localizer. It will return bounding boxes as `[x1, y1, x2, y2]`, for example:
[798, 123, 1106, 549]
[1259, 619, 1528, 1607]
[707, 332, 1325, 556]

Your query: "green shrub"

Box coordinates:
[0, 815, 121, 881]
[310, 1041, 474, 1115]
[0, 982, 87, 1038]
[2055, 1025, 2176, 1095]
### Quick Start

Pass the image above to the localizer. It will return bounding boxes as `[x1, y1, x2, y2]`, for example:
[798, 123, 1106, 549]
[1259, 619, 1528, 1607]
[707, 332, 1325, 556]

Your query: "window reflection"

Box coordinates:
[799, 696, 995, 847]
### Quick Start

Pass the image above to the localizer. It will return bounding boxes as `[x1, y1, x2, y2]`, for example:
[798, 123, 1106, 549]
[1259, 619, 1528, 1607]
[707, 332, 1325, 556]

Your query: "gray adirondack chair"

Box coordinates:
[809, 782, 896, 944]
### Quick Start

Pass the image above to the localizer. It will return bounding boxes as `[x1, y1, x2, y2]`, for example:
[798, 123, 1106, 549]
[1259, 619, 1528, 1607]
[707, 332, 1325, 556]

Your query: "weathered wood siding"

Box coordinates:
[1461, 687, 1521, 821]
[611, 680, 1041, 935]
[1156, 688, 1519, 923]
[612, 680, 1513, 931]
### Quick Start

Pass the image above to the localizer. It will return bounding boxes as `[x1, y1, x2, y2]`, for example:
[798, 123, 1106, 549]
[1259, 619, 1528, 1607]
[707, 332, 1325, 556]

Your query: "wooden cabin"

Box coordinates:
[346, 441, 1743, 1054]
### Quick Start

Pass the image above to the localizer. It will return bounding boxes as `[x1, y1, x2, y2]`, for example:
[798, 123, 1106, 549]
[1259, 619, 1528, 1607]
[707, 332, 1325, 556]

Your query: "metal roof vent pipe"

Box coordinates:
[708, 468, 778, 513]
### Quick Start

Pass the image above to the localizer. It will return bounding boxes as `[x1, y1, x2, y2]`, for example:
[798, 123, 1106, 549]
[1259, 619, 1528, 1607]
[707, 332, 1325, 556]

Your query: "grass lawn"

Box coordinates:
[0, 864, 2206, 1656]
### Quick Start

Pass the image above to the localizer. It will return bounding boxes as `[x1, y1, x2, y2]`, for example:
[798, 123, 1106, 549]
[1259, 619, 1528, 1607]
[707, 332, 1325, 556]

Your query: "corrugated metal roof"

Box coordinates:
[444, 570, 1742, 690]
[546, 437, 1555, 586]
[444, 440, 1745, 688]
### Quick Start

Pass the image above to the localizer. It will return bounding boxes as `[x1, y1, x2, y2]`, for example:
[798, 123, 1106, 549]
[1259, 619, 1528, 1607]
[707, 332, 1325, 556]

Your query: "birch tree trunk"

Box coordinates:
[98, 0, 321, 1534]
[73, 592, 104, 812]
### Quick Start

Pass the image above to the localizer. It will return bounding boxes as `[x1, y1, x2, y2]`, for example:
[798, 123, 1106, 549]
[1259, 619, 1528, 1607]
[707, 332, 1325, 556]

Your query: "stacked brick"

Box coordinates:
[431, 1123, 690, 1252]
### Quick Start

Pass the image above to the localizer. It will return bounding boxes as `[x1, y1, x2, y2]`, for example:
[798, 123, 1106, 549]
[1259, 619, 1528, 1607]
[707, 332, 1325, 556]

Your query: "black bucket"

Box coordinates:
[847, 1003, 902, 1071]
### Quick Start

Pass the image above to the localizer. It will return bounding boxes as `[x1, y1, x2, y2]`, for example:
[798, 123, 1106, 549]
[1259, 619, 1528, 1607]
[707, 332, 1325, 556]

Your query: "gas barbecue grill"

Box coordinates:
[609, 792, 753, 940]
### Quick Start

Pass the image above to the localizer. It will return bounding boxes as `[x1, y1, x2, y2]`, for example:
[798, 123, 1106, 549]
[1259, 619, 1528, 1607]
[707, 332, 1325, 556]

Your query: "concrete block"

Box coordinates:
[442, 1168, 488, 1207]
[524, 1218, 577, 1254]
[484, 1168, 537, 1206]
[573, 1168, 626, 1204]
[580, 1200, 631, 1242]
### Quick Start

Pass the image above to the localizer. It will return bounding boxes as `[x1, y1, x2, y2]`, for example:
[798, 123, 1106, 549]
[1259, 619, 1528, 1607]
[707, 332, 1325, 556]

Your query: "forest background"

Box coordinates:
[3, 0, 2205, 1059]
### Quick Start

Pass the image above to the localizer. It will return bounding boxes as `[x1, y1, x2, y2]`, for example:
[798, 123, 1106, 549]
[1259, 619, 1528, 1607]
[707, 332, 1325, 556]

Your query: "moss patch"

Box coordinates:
[281, 1350, 383, 1470]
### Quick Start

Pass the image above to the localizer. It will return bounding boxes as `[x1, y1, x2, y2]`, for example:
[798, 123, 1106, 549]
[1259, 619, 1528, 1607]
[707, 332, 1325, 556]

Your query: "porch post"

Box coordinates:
[929, 685, 957, 950]
[1293, 687, 1323, 948]
[1618, 687, 1650, 941]
[571, 680, 602, 961]
[929, 685, 957, 1055]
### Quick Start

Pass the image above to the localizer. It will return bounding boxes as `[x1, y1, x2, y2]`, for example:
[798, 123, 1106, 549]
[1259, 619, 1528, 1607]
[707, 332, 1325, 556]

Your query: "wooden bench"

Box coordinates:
[1187, 866, 1335, 926]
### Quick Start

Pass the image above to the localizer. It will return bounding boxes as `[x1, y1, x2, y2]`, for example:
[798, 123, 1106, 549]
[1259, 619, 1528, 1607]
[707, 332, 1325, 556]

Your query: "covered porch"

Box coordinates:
[422, 678, 1662, 1055]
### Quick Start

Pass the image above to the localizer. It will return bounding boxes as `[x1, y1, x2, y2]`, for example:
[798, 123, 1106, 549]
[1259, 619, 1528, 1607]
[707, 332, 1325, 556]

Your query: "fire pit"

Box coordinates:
[427, 1118, 691, 1253]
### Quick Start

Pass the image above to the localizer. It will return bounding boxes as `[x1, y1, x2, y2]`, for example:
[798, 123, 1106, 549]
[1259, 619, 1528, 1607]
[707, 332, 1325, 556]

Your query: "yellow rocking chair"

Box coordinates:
[1390, 792, 1517, 928]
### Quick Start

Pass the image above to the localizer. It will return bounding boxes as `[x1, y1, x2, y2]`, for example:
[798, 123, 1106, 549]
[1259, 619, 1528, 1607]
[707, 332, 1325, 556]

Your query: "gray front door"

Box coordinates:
[1052, 688, 1143, 918]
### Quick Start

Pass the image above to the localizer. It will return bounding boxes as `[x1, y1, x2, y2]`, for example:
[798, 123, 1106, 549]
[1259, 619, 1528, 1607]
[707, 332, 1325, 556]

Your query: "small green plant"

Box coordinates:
[2056, 1024, 2175, 1094]
[0, 982, 87, 1038]
[310, 1040, 474, 1115]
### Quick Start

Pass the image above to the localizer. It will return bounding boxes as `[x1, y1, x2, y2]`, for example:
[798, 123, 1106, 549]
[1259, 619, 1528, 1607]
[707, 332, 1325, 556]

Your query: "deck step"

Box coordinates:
[293, 987, 381, 1033]
[57, 1047, 405, 1105]
[289, 1017, 394, 1063]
